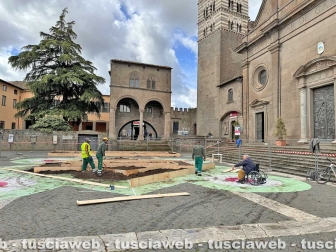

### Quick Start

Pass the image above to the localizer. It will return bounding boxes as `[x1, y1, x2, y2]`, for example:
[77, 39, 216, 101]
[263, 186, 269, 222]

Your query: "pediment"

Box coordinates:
[253, 0, 277, 28]
[250, 99, 269, 108]
[293, 56, 336, 78]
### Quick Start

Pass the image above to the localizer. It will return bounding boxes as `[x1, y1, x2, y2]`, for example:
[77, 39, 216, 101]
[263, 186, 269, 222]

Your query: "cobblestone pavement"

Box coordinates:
[1, 151, 336, 251]
[0, 183, 291, 240]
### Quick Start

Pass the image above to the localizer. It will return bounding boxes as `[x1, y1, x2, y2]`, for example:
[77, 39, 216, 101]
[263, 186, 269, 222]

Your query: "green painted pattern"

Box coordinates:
[133, 165, 311, 194]
[0, 158, 311, 200]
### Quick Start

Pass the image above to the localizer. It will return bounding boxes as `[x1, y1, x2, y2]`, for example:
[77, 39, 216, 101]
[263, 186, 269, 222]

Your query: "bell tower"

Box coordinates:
[197, 0, 249, 136]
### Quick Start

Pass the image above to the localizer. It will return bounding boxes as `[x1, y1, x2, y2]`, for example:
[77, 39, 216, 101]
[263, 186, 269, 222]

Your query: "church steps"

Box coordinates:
[206, 145, 336, 182]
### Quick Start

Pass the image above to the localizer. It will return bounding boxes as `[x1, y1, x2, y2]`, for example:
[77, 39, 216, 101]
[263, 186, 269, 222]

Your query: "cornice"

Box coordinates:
[268, 42, 282, 54]
[235, 42, 248, 53]
[260, 18, 280, 35]
[109, 85, 172, 94]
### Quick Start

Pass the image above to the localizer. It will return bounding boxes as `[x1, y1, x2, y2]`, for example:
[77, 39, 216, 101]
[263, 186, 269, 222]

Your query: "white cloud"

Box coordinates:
[0, 0, 262, 108]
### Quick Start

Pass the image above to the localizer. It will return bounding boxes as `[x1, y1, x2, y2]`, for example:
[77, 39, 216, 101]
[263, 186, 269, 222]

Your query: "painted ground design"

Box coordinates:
[1, 154, 336, 252]
[0, 157, 311, 200]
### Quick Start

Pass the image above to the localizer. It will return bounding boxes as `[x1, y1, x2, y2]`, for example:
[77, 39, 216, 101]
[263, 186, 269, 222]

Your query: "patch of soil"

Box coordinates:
[109, 165, 146, 170]
[175, 161, 192, 166]
[26, 168, 187, 181]
[26, 168, 77, 176]
[40, 162, 62, 167]
[75, 168, 186, 180]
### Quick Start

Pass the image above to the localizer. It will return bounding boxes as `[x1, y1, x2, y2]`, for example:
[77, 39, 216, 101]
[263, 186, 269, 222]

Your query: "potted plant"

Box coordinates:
[274, 117, 287, 146]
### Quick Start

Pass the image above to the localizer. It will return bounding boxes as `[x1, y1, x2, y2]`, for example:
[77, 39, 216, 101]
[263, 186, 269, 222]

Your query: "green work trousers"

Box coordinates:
[82, 156, 95, 171]
[194, 156, 203, 172]
[96, 154, 103, 171]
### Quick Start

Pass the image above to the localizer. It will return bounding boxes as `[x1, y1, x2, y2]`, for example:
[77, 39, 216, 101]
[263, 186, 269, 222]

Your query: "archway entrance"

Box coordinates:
[118, 120, 157, 140]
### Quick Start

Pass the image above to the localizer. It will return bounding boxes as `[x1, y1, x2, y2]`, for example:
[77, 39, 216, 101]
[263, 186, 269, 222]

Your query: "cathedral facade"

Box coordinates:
[197, 0, 336, 144]
[236, 0, 336, 143]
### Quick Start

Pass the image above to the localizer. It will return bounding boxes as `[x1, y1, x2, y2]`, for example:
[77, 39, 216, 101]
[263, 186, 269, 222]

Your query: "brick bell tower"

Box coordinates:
[196, 0, 249, 137]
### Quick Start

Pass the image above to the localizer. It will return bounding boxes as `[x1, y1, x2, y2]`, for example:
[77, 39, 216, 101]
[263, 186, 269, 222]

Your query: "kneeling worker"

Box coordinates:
[231, 154, 256, 183]
[96, 137, 108, 177]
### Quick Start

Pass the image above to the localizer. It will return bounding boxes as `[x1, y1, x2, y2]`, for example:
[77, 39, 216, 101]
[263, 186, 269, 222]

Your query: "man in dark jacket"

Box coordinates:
[231, 154, 256, 183]
[192, 140, 206, 176]
[96, 137, 108, 177]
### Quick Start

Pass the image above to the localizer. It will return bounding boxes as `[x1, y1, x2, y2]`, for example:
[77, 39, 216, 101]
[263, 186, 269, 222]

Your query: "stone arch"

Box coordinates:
[144, 98, 165, 111]
[293, 56, 336, 78]
[113, 95, 140, 109]
[294, 56, 336, 143]
[219, 110, 242, 140]
[118, 120, 158, 140]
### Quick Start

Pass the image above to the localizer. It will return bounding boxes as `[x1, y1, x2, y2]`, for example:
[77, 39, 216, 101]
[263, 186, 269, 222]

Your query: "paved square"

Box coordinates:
[1, 151, 336, 252]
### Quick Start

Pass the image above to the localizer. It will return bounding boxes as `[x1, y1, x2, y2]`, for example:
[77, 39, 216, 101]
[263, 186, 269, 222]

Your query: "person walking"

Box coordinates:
[192, 140, 206, 176]
[81, 138, 96, 173]
[96, 137, 108, 177]
[231, 154, 256, 183]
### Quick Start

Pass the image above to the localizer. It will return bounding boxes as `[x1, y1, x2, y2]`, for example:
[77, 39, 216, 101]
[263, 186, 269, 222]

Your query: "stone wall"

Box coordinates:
[170, 107, 197, 136]
[0, 130, 106, 151]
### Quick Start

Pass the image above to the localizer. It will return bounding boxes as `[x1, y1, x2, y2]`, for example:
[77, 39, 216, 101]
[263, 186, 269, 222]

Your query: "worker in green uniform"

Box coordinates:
[192, 140, 206, 176]
[81, 138, 96, 172]
[96, 137, 108, 176]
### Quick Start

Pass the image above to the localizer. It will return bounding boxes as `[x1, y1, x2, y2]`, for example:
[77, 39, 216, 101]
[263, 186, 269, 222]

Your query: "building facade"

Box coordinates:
[108, 59, 173, 141]
[0, 79, 32, 130]
[197, 0, 249, 139]
[236, 0, 336, 143]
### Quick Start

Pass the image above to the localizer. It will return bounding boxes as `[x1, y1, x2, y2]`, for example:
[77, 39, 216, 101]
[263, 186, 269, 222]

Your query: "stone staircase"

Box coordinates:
[206, 143, 336, 183]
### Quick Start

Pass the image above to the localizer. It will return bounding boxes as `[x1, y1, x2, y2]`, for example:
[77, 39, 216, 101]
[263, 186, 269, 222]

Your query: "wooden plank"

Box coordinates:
[34, 166, 82, 173]
[129, 168, 192, 187]
[48, 151, 181, 157]
[77, 192, 190, 205]
[1, 168, 128, 189]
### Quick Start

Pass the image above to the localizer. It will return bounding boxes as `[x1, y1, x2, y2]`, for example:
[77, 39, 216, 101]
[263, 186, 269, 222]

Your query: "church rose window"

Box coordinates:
[252, 65, 268, 91]
[259, 70, 267, 85]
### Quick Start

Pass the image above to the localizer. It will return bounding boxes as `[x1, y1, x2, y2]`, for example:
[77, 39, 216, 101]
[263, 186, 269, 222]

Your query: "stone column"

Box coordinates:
[163, 112, 171, 140]
[108, 107, 116, 140]
[333, 79, 336, 143]
[78, 122, 83, 131]
[269, 43, 281, 118]
[241, 60, 249, 142]
[138, 109, 144, 140]
[298, 87, 308, 143]
[92, 121, 96, 131]
[105, 122, 109, 134]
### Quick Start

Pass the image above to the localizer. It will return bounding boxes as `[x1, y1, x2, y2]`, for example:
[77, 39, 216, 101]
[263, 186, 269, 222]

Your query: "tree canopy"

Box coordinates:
[29, 115, 71, 133]
[8, 8, 105, 125]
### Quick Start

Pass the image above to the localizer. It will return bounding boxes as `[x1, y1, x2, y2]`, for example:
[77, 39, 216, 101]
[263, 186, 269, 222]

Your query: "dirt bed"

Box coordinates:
[107, 165, 146, 170]
[25, 168, 187, 181]
[40, 162, 62, 167]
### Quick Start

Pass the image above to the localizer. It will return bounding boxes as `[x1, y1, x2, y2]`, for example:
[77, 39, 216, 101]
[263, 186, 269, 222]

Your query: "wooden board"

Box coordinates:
[62, 159, 179, 165]
[48, 151, 181, 157]
[130, 168, 193, 187]
[129, 162, 215, 187]
[1, 168, 128, 189]
[34, 166, 82, 173]
[77, 192, 190, 205]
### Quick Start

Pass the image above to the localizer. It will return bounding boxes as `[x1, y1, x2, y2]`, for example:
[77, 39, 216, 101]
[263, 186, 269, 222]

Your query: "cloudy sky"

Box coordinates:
[0, 0, 262, 108]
